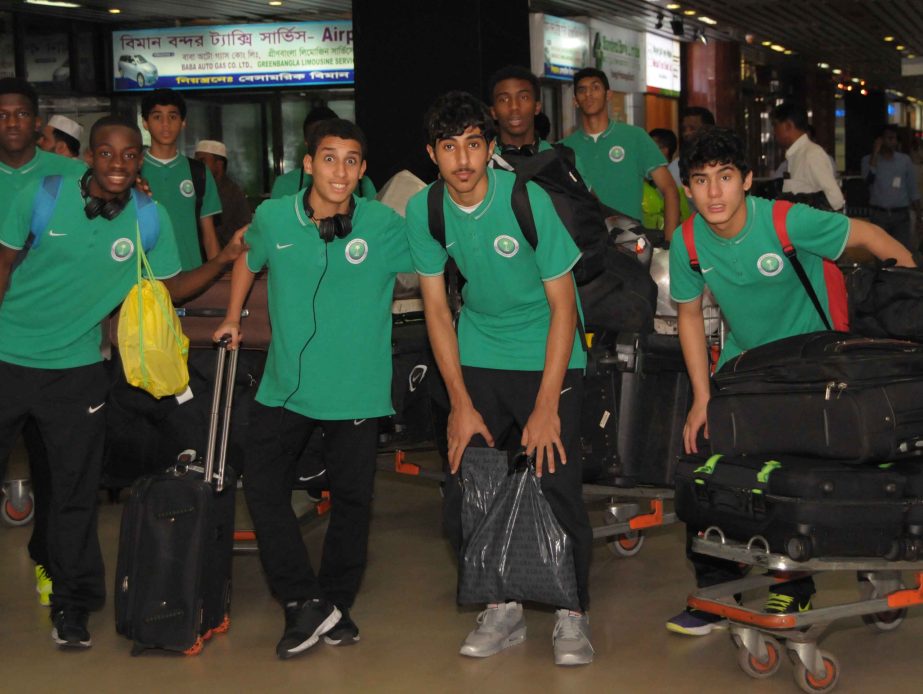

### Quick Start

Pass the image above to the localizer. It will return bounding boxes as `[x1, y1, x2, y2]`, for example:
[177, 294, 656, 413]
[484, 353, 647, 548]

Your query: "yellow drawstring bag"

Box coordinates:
[117, 225, 189, 397]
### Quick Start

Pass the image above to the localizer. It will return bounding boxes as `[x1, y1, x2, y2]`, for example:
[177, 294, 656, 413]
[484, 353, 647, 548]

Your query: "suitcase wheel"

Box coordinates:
[785, 536, 813, 562]
[792, 650, 839, 693]
[736, 635, 782, 680]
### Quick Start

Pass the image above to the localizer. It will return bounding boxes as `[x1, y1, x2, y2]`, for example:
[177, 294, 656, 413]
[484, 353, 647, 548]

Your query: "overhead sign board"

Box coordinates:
[588, 19, 642, 93]
[645, 33, 681, 97]
[112, 21, 354, 91]
[530, 14, 590, 82]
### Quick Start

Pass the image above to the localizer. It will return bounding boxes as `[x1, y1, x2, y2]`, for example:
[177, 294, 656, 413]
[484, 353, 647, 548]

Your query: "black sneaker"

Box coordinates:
[323, 607, 360, 646]
[276, 599, 341, 660]
[51, 607, 92, 649]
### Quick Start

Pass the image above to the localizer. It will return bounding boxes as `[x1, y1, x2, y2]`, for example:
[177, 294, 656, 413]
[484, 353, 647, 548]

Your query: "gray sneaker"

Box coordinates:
[553, 609, 594, 666]
[459, 602, 526, 658]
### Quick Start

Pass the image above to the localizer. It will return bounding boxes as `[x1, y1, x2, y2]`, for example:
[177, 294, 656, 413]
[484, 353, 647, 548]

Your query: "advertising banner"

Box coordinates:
[112, 21, 354, 91]
[645, 33, 681, 97]
[588, 19, 642, 93]
[531, 14, 589, 82]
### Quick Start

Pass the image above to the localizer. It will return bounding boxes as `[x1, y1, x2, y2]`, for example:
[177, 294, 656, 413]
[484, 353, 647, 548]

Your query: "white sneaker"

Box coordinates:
[553, 609, 594, 666]
[459, 602, 526, 658]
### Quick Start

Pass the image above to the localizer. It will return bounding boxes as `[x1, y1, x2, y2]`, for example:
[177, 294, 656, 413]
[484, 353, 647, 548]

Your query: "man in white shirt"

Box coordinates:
[772, 103, 844, 211]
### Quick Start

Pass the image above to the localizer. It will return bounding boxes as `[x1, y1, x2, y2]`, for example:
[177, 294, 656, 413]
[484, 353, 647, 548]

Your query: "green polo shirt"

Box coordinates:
[0, 149, 86, 213]
[246, 194, 412, 419]
[406, 167, 586, 371]
[669, 196, 850, 368]
[270, 168, 377, 200]
[0, 174, 181, 369]
[142, 152, 221, 271]
[562, 121, 667, 220]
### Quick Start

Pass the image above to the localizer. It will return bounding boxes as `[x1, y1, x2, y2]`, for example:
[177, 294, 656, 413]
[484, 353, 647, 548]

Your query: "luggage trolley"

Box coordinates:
[686, 529, 923, 692]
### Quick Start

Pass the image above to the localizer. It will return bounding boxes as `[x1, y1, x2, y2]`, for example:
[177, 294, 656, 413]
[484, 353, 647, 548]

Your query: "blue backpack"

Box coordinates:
[29, 175, 160, 252]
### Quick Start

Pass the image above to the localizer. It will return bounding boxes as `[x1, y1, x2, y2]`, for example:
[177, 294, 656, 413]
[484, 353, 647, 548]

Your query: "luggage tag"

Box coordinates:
[892, 176, 902, 189]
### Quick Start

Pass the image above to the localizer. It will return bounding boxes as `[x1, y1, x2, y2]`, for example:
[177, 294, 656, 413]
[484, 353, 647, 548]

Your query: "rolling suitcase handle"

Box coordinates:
[205, 336, 239, 493]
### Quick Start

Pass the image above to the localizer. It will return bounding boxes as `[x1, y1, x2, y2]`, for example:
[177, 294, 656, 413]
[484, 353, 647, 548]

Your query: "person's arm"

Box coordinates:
[163, 225, 247, 303]
[199, 214, 221, 260]
[810, 149, 845, 211]
[651, 165, 680, 240]
[677, 297, 711, 454]
[521, 274, 577, 478]
[0, 246, 17, 308]
[846, 218, 915, 267]
[211, 251, 256, 350]
[865, 142, 880, 184]
[419, 274, 494, 473]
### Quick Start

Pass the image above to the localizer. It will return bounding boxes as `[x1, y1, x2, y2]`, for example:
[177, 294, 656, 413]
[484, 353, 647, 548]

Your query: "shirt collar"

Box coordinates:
[0, 149, 41, 176]
[445, 167, 496, 220]
[785, 133, 810, 159]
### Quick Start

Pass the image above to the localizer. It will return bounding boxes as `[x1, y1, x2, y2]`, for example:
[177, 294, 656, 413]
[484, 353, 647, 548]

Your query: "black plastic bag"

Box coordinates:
[457, 448, 579, 610]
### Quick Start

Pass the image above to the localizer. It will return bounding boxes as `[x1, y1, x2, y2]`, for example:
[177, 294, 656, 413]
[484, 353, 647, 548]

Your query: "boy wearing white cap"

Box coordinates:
[38, 114, 83, 159]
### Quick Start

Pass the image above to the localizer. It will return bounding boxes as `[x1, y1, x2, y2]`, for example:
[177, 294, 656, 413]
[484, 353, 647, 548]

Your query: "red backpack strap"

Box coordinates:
[771, 200, 796, 257]
[681, 213, 701, 272]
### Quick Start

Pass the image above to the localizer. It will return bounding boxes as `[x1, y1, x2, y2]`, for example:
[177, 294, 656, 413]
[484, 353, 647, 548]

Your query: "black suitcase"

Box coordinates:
[580, 333, 690, 485]
[708, 332, 923, 463]
[675, 454, 912, 561]
[114, 343, 239, 655]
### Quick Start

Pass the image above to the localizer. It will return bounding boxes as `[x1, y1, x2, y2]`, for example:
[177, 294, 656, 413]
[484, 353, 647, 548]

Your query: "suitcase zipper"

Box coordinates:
[824, 381, 847, 400]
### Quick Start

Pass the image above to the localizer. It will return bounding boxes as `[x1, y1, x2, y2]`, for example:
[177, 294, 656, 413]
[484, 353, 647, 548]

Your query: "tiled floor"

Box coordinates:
[2, 449, 922, 693]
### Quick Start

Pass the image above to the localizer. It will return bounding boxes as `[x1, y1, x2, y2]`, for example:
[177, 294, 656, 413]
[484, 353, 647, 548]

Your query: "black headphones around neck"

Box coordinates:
[303, 187, 355, 242]
[81, 170, 130, 221]
[499, 140, 539, 157]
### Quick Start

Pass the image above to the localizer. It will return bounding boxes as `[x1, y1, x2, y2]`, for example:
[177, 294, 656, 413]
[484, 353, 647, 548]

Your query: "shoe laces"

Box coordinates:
[475, 604, 514, 632]
[763, 593, 794, 613]
[553, 610, 584, 640]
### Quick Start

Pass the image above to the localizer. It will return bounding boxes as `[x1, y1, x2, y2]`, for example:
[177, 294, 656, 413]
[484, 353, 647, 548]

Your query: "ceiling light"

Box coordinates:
[909, 54, 916, 59]
[896, 44, 906, 50]
[666, 3, 681, 9]
[108, 7, 120, 13]
[884, 36, 895, 42]
[761, 40, 772, 47]
[818, 62, 830, 69]
[670, 15, 684, 37]
[655, 13, 664, 30]
[24, 0, 81, 6]
[860, 89, 868, 96]
[851, 77, 861, 83]
[268, 0, 282, 4]
[683, 9, 696, 16]
[770, 44, 785, 52]
[699, 16, 717, 25]
[832, 68, 842, 75]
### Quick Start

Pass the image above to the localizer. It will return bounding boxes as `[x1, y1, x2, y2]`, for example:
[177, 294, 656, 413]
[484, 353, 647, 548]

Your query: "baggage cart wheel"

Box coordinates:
[793, 651, 839, 693]
[858, 578, 907, 632]
[736, 635, 782, 679]
[608, 530, 644, 558]
[1, 491, 35, 526]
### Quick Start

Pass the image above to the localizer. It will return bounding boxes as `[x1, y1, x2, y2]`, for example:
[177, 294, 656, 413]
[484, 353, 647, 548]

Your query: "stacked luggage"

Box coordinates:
[675, 331, 923, 561]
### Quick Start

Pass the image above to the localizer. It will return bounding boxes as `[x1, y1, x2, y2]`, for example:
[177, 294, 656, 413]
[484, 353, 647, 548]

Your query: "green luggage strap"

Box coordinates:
[752, 459, 782, 494]
[693, 454, 722, 485]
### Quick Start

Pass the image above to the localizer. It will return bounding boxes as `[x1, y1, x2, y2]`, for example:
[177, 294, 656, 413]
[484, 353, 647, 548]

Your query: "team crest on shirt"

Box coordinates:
[179, 179, 195, 198]
[345, 238, 368, 264]
[757, 253, 784, 277]
[111, 237, 135, 262]
[493, 235, 519, 258]
[608, 146, 625, 163]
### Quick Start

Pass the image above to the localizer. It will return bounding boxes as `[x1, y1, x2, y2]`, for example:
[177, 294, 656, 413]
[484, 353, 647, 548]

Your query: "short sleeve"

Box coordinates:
[669, 221, 705, 302]
[527, 182, 581, 281]
[147, 205, 182, 279]
[405, 188, 448, 276]
[200, 167, 222, 218]
[366, 202, 413, 273]
[638, 129, 669, 177]
[785, 203, 850, 261]
[245, 206, 270, 273]
[0, 180, 38, 251]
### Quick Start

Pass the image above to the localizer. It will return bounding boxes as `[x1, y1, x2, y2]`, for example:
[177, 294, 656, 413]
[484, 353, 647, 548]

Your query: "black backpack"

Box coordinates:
[426, 146, 656, 337]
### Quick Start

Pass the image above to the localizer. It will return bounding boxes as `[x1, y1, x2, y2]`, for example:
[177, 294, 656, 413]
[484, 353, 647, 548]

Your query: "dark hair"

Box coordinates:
[302, 105, 338, 141]
[488, 65, 540, 103]
[0, 77, 38, 113]
[771, 102, 809, 131]
[424, 91, 494, 147]
[51, 128, 80, 157]
[306, 118, 367, 161]
[649, 128, 678, 160]
[881, 123, 899, 137]
[534, 112, 551, 141]
[141, 89, 187, 120]
[681, 106, 716, 126]
[89, 115, 143, 149]
[573, 67, 609, 91]
[679, 126, 751, 185]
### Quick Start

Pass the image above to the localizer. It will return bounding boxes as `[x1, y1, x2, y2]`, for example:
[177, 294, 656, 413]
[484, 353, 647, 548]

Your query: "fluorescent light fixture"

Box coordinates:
[818, 62, 830, 69]
[108, 7, 121, 13]
[683, 9, 696, 16]
[897, 44, 906, 50]
[761, 40, 772, 47]
[25, 0, 81, 6]
[832, 68, 842, 75]
[784, 50, 793, 55]
[699, 16, 717, 25]
[770, 44, 785, 52]
[666, 3, 681, 9]
[884, 36, 895, 42]
[269, 0, 282, 4]
[851, 77, 861, 83]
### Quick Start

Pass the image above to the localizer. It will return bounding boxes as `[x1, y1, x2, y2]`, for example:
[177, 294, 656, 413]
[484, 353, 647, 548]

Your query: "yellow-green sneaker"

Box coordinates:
[35, 564, 53, 607]
[763, 591, 812, 615]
